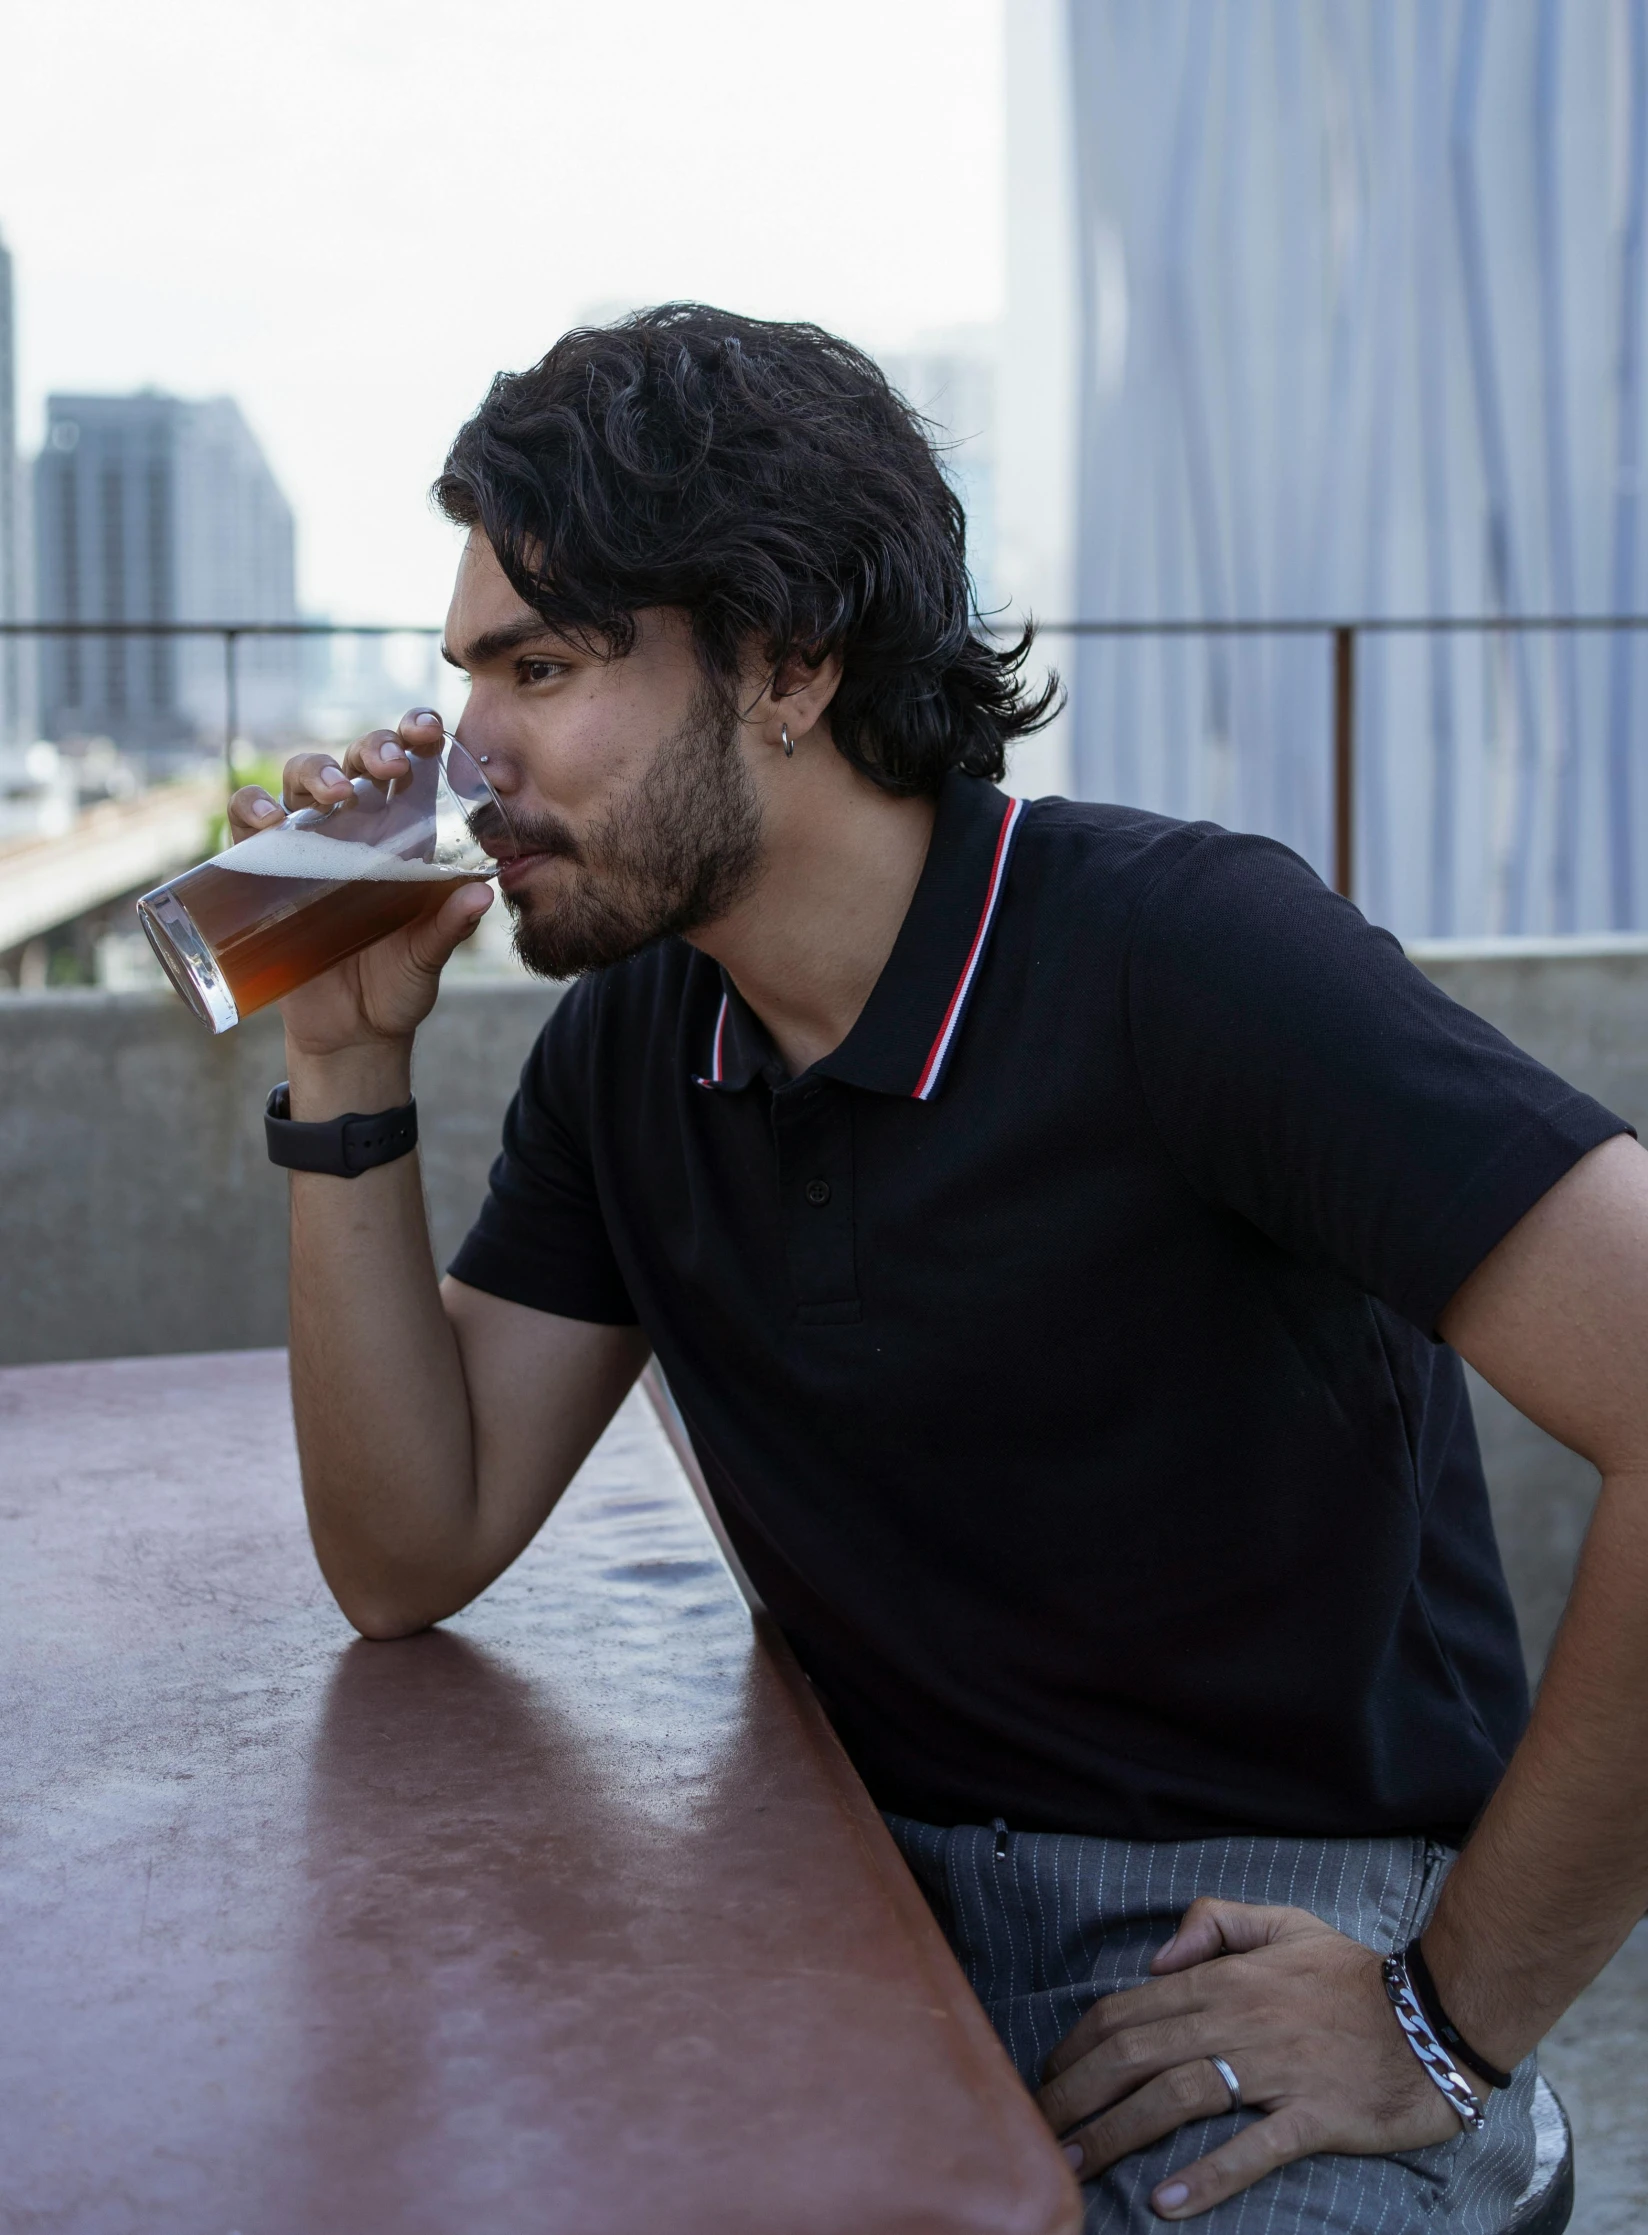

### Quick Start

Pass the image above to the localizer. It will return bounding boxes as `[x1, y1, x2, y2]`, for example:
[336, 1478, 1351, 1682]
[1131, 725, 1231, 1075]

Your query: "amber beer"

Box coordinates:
[138, 737, 507, 1033]
[144, 838, 472, 1024]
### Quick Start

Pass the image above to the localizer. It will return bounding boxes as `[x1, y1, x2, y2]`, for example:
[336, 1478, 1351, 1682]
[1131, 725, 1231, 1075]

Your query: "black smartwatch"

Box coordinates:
[263, 1082, 418, 1178]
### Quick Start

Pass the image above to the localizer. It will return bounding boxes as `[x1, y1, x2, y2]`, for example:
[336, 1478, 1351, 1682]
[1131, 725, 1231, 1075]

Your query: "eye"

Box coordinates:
[519, 657, 566, 686]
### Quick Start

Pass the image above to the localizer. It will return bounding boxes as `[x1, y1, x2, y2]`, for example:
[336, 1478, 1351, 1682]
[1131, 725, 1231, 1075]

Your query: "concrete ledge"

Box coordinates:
[1411, 937, 1648, 1125]
[0, 980, 560, 1366]
[1408, 932, 1648, 962]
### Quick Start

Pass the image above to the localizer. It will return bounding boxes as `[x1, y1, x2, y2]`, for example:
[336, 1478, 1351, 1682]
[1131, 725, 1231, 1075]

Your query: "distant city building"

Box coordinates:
[33, 391, 298, 754]
[302, 626, 449, 747]
[879, 332, 1003, 621]
[0, 229, 21, 747]
[1005, 0, 1648, 939]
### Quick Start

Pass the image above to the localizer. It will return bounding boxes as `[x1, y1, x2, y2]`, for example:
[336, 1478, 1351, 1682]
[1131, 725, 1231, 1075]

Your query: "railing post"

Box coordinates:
[223, 629, 240, 797]
[1332, 625, 1356, 900]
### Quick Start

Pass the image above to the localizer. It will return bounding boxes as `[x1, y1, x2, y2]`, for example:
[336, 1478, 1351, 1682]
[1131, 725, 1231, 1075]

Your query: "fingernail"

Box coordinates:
[320, 764, 346, 786]
[413, 709, 442, 727]
[252, 796, 280, 819]
[379, 739, 406, 762]
[1063, 2145, 1085, 2172]
[1158, 1932, 1178, 1956]
[1156, 2183, 1190, 2211]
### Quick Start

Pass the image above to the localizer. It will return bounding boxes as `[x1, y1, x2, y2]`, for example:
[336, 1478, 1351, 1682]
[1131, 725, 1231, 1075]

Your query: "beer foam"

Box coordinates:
[210, 827, 477, 883]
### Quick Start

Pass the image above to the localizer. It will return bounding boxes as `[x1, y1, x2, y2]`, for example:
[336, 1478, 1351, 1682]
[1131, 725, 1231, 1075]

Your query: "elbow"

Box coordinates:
[343, 1600, 437, 1644]
[318, 1558, 453, 1641]
[307, 1531, 476, 1640]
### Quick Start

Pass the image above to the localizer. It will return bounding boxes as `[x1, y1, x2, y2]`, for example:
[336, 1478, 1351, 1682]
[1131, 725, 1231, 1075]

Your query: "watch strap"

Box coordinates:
[264, 1081, 418, 1178]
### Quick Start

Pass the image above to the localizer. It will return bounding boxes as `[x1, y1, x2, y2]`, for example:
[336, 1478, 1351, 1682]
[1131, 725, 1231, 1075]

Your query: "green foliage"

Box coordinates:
[206, 753, 289, 856]
[47, 947, 92, 988]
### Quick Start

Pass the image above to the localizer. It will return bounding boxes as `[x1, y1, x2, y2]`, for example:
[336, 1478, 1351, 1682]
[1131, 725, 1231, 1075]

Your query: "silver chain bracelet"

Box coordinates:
[1381, 1949, 1487, 2134]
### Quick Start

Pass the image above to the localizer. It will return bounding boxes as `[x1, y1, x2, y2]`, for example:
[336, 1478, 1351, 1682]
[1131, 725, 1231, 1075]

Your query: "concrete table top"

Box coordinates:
[0, 1349, 1077, 2235]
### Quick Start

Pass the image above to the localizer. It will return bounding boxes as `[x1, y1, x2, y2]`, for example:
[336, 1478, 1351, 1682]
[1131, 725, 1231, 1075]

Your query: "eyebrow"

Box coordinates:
[441, 617, 563, 671]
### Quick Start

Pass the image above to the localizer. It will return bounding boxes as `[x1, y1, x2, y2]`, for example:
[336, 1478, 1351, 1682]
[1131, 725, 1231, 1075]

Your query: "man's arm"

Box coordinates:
[286, 1045, 647, 1639]
[237, 719, 649, 1641]
[1036, 1131, 1648, 2218]
[1422, 1127, 1648, 2058]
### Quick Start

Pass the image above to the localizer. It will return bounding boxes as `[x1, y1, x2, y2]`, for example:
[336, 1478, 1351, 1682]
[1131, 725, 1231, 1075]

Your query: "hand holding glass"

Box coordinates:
[137, 735, 509, 1033]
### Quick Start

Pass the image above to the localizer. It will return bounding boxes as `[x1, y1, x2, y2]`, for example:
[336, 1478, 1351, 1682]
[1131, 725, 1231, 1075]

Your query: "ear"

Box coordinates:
[765, 647, 844, 748]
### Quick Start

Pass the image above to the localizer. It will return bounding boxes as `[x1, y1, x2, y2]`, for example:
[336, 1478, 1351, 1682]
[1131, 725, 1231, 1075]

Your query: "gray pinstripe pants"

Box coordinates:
[886, 1816, 1537, 2233]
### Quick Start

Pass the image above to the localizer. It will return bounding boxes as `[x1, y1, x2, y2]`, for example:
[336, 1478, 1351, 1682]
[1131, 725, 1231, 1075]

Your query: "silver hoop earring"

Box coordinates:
[781, 723, 795, 757]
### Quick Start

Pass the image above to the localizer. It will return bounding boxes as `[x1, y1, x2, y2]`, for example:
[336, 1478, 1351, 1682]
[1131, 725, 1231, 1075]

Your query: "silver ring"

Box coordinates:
[1208, 2054, 1242, 2113]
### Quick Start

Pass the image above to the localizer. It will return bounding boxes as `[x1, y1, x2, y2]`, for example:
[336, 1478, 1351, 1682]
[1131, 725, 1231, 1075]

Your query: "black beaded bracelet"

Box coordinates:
[1404, 1938, 1514, 2090]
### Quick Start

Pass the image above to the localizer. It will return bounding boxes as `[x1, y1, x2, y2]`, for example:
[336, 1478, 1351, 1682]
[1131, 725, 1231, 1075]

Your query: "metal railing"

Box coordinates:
[0, 619, 443, 775]
[1031, 614, 1648, 903]
[9, 612, 1648, 907]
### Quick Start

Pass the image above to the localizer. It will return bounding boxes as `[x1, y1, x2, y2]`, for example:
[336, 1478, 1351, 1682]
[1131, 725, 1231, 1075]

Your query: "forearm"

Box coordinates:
[286, 1038, 481, 1634]
[1421, 1466, 1648, 2073]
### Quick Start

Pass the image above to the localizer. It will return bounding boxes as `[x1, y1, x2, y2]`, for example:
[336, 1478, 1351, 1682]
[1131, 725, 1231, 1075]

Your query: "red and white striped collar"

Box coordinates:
[693, 775, 1028, 1101]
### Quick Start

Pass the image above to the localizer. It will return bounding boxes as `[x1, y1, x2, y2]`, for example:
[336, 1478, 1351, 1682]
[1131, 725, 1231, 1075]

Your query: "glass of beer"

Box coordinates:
[136, 734, 510, 1033]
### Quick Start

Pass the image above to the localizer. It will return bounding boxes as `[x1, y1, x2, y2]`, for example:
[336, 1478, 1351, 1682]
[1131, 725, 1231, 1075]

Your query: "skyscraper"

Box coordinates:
[33, 391, 298, 755]
[0, 229, 21, 747]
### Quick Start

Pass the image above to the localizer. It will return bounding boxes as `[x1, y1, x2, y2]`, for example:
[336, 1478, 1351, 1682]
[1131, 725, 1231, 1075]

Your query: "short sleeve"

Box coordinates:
[447, 981, 639, 1325]
[1126, 831, 1631, 1332]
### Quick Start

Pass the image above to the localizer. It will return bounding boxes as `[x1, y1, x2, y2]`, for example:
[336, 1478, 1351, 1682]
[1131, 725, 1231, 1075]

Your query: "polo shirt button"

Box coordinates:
[805, 1179, 832, 1206]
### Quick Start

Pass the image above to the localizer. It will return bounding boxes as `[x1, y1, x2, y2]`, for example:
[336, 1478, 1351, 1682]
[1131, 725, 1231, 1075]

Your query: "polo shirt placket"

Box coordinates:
[771, 1084, 859, 1326]
[688, 786, 1026, 1332]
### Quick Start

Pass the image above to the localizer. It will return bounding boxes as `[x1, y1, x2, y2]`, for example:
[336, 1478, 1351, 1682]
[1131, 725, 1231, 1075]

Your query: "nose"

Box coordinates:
[452, 725, 517, 793]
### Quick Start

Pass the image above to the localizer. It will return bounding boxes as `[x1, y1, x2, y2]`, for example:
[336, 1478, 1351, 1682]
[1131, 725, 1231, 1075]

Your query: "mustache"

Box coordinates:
[469, 800, 582, 866]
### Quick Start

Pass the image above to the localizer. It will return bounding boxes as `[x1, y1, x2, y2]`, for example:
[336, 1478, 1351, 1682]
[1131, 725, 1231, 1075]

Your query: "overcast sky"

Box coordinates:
[2, 0, 1004, 624]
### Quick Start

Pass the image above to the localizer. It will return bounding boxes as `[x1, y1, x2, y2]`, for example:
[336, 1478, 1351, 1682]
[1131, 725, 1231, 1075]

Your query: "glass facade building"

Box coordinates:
[34, 391, 298, 756]
[879, 333, 1004, 622]
[1062, 1, 1648, 936]
[0, 230, 20, 746]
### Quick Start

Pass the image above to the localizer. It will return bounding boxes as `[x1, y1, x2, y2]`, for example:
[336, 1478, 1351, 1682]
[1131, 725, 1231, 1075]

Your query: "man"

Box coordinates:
[237, 306, 1648, 2231]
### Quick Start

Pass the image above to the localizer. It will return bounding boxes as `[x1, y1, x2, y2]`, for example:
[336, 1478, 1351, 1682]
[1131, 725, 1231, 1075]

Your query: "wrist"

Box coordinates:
[284, 1040, 414, 1121]
[1415, 1917, 1527, 2087]
[1380, 1945, 1489, 2131]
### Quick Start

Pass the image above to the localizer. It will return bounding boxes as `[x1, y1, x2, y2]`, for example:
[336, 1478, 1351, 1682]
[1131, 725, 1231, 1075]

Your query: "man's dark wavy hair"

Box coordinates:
[433, 304, 1059, 795]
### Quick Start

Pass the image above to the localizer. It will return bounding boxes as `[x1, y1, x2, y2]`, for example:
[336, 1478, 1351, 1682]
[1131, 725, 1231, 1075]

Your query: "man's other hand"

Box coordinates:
[1037, 1899, 1474, 2220]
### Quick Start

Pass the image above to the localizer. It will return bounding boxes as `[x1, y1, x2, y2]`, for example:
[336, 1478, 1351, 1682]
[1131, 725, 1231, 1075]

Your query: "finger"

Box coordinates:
[281, 751, 355, 811]
[403, 881, 493, 972]
[395, 706, 447, 756]
[1043, 1972, 1209, 2081]
[1152, 1899, 1302, 1975]
[1148, 2106, 1316, 2221]
[1058, 2060, 1238, 2184]
[1039, 2013, 1220, 2132]
[227, 784, 285, 841]
[355, 729, 412, 784]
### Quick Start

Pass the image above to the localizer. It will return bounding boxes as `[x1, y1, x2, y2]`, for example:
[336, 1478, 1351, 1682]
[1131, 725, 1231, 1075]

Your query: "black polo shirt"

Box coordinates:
[451, 772, 1627, 1843]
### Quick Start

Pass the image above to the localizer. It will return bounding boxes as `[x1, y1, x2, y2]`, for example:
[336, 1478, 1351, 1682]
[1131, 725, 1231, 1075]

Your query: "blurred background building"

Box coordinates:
[0, 228, 22, 749]
[33, 390, 299, 763]
[1005, 0, 1648, 939]
[879, 330, 1004, 619]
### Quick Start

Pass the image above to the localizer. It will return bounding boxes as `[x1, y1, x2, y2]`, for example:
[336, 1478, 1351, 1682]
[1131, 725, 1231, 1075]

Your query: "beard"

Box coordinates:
[498, 685, 765, 979]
